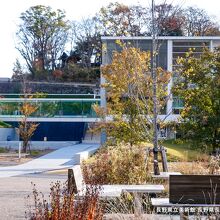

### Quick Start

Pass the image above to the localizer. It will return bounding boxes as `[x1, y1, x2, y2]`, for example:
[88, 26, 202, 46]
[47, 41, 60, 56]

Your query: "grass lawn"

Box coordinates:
[161, 139, 209, 162]
[29, 149, 53, 157]
[0, 147, 9, 153]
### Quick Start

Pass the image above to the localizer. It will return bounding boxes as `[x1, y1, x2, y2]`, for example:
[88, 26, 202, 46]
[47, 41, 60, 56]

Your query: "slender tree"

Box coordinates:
[19, 97, 39, 153]
[151, 0, 160, 175]
[15, 64, 39, 153]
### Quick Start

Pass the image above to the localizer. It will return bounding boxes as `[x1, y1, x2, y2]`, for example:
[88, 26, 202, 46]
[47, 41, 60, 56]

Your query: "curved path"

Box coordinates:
[0, 143, 99, 178]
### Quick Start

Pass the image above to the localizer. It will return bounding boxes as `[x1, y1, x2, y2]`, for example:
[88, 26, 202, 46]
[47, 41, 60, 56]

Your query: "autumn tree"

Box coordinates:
[153, 3, 184, 36]
[97, 2, 148, 36]
[97, 45, 170, 147]
[19, 98, 39, 153]
[173, 49, 220, 152]
[14, 63, 39, 153]
[16, 5, 70, 79]
[97, 2, 185, 37]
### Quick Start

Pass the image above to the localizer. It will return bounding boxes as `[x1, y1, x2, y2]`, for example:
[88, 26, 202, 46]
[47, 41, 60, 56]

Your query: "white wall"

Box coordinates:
[0, 128, 18, 141]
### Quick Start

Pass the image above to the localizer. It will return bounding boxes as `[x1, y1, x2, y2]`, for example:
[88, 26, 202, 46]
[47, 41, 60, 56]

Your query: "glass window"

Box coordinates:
[105, 39, 167, 69]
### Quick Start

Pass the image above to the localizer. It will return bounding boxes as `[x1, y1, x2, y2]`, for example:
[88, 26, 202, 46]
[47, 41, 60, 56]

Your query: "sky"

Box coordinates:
[1, 0, 220, 78]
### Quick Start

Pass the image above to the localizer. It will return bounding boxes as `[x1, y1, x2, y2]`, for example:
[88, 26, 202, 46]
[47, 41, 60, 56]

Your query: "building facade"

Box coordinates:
[0, 93, 100, 141]
[101, 36, 220, 139]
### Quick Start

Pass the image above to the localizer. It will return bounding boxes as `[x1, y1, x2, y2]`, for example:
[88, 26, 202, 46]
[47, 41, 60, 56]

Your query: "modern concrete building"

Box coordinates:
[1, 37, 220, 141]
[101, 36, 220, 138]
[0, 94, 100, 141]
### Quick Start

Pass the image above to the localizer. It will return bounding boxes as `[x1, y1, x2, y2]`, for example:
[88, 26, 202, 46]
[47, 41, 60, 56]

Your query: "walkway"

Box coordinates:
[0, 143, 99, 178]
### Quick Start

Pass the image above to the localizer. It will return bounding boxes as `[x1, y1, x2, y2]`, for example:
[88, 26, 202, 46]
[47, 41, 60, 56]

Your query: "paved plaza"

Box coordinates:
[0, 174, 66, 220]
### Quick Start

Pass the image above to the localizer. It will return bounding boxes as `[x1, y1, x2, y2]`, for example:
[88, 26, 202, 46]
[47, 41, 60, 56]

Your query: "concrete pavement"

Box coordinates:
[0, 143, 99, 178]
[0, 174, 67, 220]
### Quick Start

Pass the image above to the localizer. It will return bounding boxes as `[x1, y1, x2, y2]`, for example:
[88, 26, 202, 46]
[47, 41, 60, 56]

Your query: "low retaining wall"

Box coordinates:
[73, 145, 98, 164]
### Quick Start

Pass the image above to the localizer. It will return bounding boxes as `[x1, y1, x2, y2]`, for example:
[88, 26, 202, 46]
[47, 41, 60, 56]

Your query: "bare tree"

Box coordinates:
[183, 6, 220, 36]
[71, 18, 101, 68]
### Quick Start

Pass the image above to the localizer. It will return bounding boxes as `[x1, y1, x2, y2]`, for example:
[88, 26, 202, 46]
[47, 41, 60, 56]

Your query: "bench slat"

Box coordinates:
[170, 175, 220, 204]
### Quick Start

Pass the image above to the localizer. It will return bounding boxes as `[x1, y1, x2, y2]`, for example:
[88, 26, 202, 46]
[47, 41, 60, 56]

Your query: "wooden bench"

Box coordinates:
[68, 165, 165, 199]
[151, 175, 220, 218]
[170, 175, 220, 204]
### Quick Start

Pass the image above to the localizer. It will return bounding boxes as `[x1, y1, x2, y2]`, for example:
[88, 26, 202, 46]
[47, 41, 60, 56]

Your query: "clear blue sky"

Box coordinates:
[1, 0, 220, 78]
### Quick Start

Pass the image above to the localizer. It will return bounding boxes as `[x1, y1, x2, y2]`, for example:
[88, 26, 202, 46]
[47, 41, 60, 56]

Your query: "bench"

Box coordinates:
[68, 165, 165, 199]
[170, 175, 220, 204]
[151, 175, 220, 218]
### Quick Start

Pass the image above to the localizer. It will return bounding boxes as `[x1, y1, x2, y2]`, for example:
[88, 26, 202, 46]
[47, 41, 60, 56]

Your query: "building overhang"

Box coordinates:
[0, 116, 101, 123]
[101, 36, 220, 41]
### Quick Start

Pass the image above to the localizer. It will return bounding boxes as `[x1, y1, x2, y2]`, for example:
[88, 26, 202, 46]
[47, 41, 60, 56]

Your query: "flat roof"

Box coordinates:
[101, 36, 220, 41]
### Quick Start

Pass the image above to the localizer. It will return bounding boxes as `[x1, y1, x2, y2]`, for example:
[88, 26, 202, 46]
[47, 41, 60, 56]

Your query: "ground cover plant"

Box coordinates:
[0, 147, 9, 153]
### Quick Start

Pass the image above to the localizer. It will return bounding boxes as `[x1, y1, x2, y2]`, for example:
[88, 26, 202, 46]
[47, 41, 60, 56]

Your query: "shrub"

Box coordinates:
[172, 139, 184, 145]
[61, 64, 100, 83]
[208, 155, 220, 174]
[26, 181, 104, 220]
[83, 143, 151, 185]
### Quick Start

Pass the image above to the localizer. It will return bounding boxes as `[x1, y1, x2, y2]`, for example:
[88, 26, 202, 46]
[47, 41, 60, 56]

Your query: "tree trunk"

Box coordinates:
[22, 140, 28, 153]
[151, 0, 160, 175]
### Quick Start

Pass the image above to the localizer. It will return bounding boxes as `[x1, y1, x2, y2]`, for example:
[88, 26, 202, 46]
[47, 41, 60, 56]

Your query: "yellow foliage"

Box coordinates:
[98, 46, 171, 145]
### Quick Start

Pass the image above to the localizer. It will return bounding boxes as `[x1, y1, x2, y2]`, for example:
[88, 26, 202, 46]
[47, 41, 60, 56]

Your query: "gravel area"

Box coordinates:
[0, 174, 67, 220]
[0, 156, 32, 167]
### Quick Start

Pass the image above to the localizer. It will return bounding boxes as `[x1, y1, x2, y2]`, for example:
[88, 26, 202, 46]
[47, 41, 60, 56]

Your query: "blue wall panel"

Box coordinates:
[8, 122, 85, 141]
